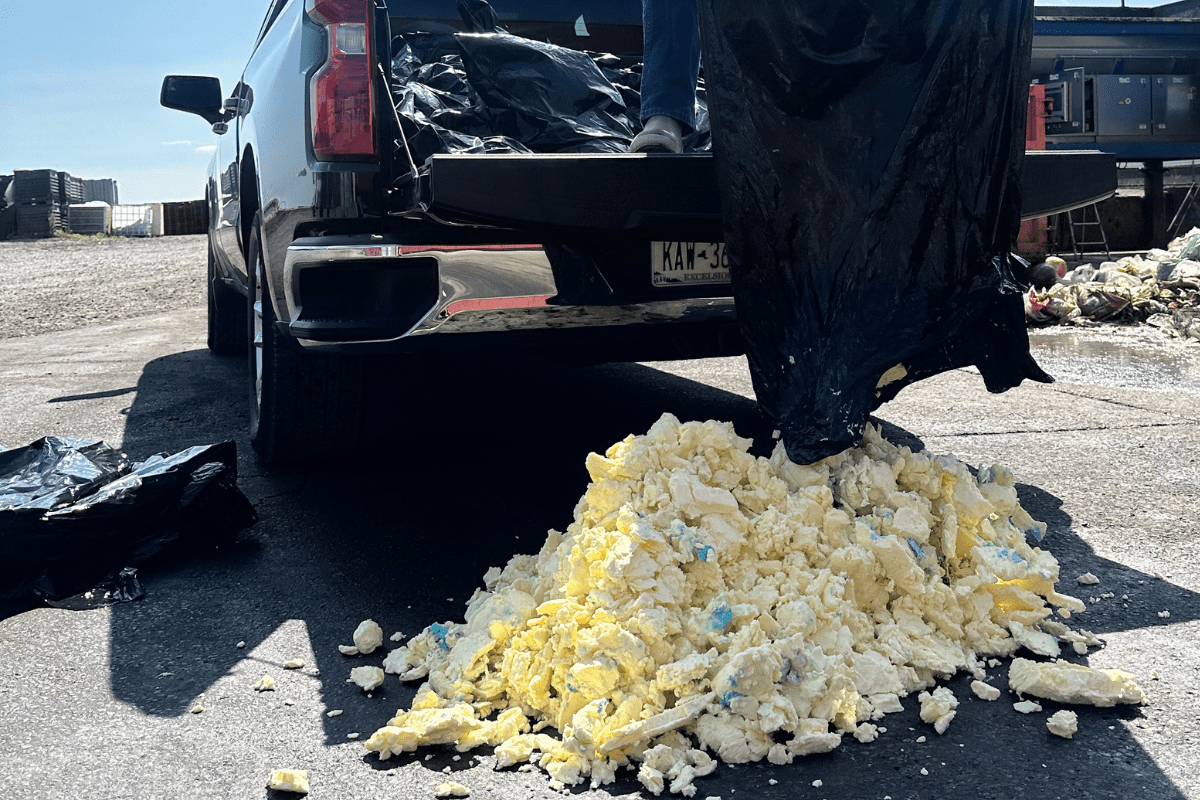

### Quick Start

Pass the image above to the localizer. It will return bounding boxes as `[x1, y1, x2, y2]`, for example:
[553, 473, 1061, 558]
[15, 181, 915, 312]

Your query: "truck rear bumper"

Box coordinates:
[283, 149, 1116, 351]
[282, 235, 737, 351]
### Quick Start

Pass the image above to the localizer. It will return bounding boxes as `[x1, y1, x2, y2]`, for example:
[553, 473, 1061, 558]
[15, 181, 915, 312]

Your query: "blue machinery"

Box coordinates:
[1032, 1, 1200, 243]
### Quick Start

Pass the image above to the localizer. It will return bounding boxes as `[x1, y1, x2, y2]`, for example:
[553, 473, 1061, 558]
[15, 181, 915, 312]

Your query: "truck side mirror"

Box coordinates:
[161, 76, 225, 125]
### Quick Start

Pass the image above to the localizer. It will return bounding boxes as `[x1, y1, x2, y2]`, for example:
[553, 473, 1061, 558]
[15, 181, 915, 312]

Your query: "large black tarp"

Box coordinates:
[697, 0, 1052, 463]
[390, 5, 709, 169]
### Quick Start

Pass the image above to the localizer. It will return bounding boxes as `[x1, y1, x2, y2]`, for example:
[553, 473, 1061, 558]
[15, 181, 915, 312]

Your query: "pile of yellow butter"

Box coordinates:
[365, 414, 1118, 794]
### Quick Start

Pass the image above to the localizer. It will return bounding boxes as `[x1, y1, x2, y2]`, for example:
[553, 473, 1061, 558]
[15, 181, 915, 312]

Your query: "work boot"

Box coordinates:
[629, 115, 683, 154]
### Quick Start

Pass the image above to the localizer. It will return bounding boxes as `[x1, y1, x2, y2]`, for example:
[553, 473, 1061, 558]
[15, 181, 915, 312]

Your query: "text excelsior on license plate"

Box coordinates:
[652, 241, 731, 287]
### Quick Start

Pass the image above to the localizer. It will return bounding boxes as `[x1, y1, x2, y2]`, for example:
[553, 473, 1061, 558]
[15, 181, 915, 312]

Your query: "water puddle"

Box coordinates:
[1029, 327, 1200, 396]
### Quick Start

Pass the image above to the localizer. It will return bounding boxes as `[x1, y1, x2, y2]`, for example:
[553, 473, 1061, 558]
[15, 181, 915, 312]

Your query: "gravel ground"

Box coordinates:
[0, 234, 207, 340]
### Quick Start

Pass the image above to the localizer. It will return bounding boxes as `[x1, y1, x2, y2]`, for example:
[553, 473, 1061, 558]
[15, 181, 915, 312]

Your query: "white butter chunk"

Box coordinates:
[970, 680, 1000, 701]
[351, 666, 386, 692]
[1046, 709, 1078, 739]
[353, 620, 384, 655]
[918, 687, 958, 734]
[854, 723, 880, 743]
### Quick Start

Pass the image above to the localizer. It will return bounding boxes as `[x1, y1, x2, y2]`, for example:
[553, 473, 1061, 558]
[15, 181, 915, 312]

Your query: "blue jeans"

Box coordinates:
[641, 0, 701, 131]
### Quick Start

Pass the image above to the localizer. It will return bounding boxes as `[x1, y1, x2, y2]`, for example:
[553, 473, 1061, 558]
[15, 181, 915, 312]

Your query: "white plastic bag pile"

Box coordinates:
[364, 415, 1135, 794]
[1026, 227, 1200, 334]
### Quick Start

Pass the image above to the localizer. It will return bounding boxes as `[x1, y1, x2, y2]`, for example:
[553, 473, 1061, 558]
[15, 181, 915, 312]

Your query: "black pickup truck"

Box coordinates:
[161, 0, 1115, 466]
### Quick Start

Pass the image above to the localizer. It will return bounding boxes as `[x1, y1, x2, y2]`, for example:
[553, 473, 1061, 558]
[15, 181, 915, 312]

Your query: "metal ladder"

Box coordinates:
[1064, 203, 1110, 260]
[1167, 161, 1198, 240]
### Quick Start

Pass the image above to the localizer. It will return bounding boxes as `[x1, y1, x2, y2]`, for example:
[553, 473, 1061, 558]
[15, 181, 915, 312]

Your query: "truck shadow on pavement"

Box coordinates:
[103, 347, 1197, 800]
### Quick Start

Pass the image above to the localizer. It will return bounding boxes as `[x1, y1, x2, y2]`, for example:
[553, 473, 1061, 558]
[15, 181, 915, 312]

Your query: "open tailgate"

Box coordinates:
[421, 150, 1116, 237]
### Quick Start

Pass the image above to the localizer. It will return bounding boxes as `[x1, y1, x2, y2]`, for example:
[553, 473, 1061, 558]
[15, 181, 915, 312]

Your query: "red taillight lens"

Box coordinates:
[307, 0, 375, 160]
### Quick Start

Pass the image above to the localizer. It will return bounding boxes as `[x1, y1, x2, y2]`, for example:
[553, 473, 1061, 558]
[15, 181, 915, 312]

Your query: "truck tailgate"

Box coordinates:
[424, 153, 722, 241]
[421, 150, 1115, 237]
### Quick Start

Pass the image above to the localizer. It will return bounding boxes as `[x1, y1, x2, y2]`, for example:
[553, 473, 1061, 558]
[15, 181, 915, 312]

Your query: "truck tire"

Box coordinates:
[207, 239, 248, 355]
[246, 213, 364, 467]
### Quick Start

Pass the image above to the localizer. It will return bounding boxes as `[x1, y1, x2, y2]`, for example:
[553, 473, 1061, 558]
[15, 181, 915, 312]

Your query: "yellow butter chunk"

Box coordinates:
[365, 414, 1110, 793]
[267, 769, 309, 794]
[1009, 658, 1144, 706]
[435, 782, 471, 797]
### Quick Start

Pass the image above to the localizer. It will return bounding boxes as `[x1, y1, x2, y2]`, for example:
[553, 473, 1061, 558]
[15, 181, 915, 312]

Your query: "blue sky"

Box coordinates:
[0, 0, 1178, 204]
[1, 0, 266, 204]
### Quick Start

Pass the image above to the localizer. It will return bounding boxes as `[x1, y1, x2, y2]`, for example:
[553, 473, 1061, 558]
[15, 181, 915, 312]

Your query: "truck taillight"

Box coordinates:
[307, 0, 375, 160]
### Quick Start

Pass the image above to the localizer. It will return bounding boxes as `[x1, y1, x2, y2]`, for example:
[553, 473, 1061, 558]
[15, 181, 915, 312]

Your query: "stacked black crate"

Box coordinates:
[56, 171, 69, 206]
[68, 204, 111, 235]
[82, 179, 119, 206]
[13, 169, 64, 238]
[162, 199, 208, 235]
[58, 172, 84, 206]
[59, 172, 96, 234]
[14, 169, 59, 205]
[16, 206, 63, 238]
[0, 176, 14, 240]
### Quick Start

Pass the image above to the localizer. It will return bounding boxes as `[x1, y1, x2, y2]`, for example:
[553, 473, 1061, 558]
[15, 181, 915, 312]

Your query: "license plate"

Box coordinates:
[651, 241, 730, 287]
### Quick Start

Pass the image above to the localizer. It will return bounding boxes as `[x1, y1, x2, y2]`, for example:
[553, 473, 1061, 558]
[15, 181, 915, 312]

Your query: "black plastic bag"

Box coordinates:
[40, 567, 145, 610]
[0, 439, 257, 603]
[390, 19, 710, 170]
[456, 0, 500, 33]
[0, 436, 129, 512]
[697, 0, 1052, 463]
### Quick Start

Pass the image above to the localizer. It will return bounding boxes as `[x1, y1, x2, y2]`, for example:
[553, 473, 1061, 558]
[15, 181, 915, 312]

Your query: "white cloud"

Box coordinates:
[194, 145, 217, 153]
[161, 140, 194, 147]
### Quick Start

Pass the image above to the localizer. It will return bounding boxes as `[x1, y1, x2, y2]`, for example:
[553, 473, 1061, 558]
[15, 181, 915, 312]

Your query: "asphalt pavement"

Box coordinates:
[1, 296, 1198, 800]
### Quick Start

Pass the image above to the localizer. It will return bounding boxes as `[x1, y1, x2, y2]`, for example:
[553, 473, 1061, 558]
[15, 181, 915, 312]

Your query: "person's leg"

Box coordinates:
[637, 0, 701, 144]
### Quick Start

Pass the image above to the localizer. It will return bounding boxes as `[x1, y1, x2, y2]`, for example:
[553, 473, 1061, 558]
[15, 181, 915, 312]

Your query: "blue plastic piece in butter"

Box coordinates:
[710, 603, 733, 631]
[430, 622, 451, 651]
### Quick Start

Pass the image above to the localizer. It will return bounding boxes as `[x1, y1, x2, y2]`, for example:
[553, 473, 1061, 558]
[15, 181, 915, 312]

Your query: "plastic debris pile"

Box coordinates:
[362, 414, 1136, 794]
[1025, 228, 1200, 337]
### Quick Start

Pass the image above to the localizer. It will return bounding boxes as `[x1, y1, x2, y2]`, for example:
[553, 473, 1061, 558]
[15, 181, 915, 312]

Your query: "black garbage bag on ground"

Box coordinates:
[0, 438, 257, 604]
[697, 0, 1052, 463]
[391, 4, 710, 170]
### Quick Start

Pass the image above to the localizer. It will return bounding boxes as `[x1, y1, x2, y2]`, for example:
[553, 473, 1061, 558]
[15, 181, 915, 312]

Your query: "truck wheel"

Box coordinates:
[207, 239, 248, 355]
[246, 214, 364, 467]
